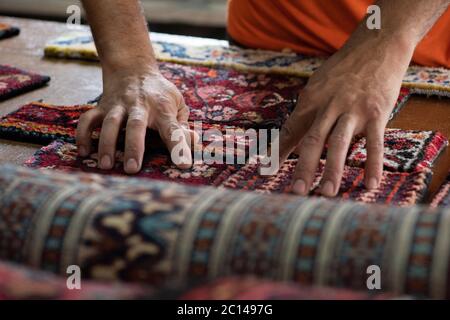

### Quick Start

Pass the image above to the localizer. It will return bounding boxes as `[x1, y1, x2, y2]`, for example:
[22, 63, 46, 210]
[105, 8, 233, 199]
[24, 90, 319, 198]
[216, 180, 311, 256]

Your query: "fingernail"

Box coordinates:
[100, 155, 112, 169]
[321, 181, 335, 197]
[293, 179, 306, 195]
[78, 145, 88, 157]
[126, 159, 139, 173]
[367, 177, 379, 190]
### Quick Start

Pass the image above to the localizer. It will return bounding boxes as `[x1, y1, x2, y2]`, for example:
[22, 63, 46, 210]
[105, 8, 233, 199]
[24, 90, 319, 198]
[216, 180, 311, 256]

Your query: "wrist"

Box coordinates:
[337, 27, 415, 71]
[102, 55, 160, 79]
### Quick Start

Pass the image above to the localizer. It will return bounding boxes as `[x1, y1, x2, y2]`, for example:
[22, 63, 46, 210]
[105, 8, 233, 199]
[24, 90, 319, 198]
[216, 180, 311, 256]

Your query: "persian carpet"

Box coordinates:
[25, 140, 243, 187]
[0, 65, 50, 101]
[1, 102, 445, 174]
[0, 23, 19, 40]
[44, 32, 450, 96]
[0, 59, 307, 130]
[0, 260, 395, 300]
[220, 160, 431, 206]
[0, 164, 449, 298]
[25, 141, 432, 206]
[431, 172, 450, 207]
[347, 129, 448, 172]
[0, 86, 411, 144]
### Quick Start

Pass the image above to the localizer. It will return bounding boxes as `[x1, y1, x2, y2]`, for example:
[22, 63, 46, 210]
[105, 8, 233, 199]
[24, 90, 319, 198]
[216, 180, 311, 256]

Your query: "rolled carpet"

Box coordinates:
[0, 164, 449, 298]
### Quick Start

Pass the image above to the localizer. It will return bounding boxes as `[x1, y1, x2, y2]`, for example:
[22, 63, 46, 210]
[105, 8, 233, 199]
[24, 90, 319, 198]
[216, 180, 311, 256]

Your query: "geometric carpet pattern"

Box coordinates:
[24, 140, 433, 206]
[1, 164, 449, 298]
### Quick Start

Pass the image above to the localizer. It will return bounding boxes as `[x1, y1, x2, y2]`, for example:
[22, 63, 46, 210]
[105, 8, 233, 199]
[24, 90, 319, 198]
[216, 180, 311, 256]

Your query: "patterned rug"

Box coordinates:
[0, 260, 394, 300]
[0, 164, 448, 298]
[347, 130, 448, 172]
[431, 172, 450, 207]
[25, 140, 432, 206]
[0, 61, 306, 129]
[1, 102, 445, 173]
[25, 140, 243, 188]
[44, 32, 450, 96]
[0, 23, 19, 40]
[0, 84, 412, 145]
[220, 160, 431, 206]
[0, 65, 50, 101]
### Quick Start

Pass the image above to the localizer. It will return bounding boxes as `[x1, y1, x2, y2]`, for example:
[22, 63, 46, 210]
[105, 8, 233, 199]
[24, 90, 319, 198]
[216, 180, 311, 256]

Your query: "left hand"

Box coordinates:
[279, 36, 414, 197]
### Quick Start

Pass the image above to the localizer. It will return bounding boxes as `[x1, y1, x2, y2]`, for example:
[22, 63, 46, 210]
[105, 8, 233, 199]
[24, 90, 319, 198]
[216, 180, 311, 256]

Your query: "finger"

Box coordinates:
[278, 105, 312, 164]
[321, 114, 356, 197]
[364, 122, 385, 190]
[124, 107, 149, 174]
[291, 110, 337, 196]
[98, 106, 126, 170]
[76, 108, 104, 157]
[177, 99, 190, 125]
[159, 117, 193, 170]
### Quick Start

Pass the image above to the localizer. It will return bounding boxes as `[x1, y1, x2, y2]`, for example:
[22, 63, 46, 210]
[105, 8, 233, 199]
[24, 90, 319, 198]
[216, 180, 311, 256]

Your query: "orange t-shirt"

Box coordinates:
[227, 0, 450, 68]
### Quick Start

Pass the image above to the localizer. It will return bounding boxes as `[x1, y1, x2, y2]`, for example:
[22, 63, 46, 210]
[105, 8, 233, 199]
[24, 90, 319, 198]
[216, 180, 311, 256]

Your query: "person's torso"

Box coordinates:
[227, 0, 450, 68]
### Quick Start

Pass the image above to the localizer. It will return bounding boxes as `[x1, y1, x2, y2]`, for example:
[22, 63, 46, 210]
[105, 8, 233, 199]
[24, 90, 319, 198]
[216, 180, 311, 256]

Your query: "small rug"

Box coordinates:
[2, 102, 444, 174]
[1, 61, 307, 129]
[25, 141, 431, 206]
[44, 32, 450, 96]
[0, 83, 411, 144]
[25, 140, 243, 188]
[0, 102, 258, 163]
[220, 160, 431, 206]
[0, 23, 19, 40]
[431, 173, 450, 207]
[0, 65, 50, 101]
[347, 129, 448, 172]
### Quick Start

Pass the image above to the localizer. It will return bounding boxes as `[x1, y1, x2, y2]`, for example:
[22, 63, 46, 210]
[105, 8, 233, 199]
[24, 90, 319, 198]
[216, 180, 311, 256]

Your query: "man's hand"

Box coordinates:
[280, 0, 450, 197]
[76, 67, 193, 174]
[78, 0, 193, 174]
[280, 37, 410, 197]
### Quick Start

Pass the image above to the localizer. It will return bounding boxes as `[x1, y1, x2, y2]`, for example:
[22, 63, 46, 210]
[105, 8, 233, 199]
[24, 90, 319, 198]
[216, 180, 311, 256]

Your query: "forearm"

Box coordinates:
[81, 0, 157, 74]
[344, 0, 449, 57]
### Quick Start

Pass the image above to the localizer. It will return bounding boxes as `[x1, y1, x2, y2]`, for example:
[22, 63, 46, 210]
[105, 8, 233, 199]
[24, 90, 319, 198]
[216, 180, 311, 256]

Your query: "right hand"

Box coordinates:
[76, 67, 194, 174]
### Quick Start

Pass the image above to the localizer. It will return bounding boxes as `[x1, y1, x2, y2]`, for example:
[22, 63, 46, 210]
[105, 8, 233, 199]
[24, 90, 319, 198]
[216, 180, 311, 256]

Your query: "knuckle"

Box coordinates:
[152, 94, 172, 108]
[103, 113, 122, 126]
[366, 103, 384, 120]
[330, 133, 348, 145]
[368, 139, 384, 152]
[339, 112, 354, 124]
[127, 117, 146, 128]
[302, 131, 322, 146]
